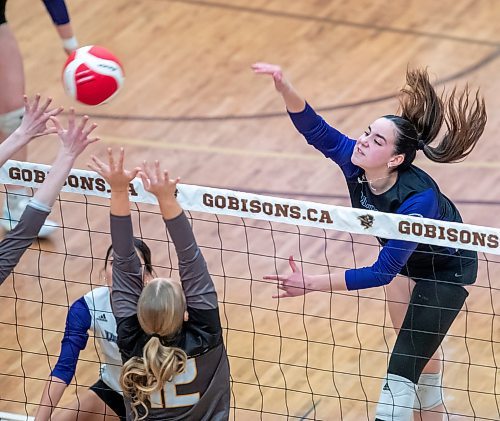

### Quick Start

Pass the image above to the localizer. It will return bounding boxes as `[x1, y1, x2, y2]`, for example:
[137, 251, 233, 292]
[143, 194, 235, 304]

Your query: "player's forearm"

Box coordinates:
[158, 196, 182, 221]
[35, 377, 67, 421]
[0, 206, 50, 286]
[55, 23, 78, 53]
[0, 130, 31, 168]
[54, 22, 74, 39]
[110, 190, 131, 216]
[33, 152, 75, 208]
[307, 272, 348, 293]
[280, 83, 306, 113]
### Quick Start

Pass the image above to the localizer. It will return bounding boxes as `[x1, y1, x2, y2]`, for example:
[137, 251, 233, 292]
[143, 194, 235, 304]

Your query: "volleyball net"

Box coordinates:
[0, 160, 498, 420]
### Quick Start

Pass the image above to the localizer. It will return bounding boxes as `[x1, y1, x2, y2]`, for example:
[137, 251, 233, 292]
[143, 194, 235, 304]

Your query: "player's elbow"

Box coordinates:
[372, 271, 395, 287]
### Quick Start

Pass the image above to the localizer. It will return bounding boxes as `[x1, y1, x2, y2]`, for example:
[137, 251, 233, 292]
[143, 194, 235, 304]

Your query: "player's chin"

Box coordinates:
[351, 152, 364, 167]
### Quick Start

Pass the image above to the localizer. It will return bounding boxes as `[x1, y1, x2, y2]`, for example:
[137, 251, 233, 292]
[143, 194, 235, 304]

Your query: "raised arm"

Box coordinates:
[251, 62, 306, 112]
[252, 62, 358, 178]
[140, 161, 218, 309]
[0, 109, 98, 285]
[0, 95, 62, 168]
[35, 297, 91, 421]
[41, 0, 79, 54]
[88, 148, 142, 318]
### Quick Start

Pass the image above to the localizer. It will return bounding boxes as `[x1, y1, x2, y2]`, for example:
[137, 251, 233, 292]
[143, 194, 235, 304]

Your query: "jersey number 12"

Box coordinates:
[150, 358, 200, 408]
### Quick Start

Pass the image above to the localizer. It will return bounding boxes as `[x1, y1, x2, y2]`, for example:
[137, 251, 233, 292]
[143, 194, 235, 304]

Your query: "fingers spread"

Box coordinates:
[77, 115, 89, 133]
[117, 147, 125, 171]
[82, 122, 98, 138]
[39, 97, 53, 116]
[47, 106, 64, 118]
[107, 147, 115, 169]
[139, 171, 150, 190]
[128, 166, 140, 180]
[49, 116, 63, 132]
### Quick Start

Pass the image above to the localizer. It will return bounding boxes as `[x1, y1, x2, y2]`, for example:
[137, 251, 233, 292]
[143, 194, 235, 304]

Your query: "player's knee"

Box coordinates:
[0, 107, 24, 137]
[375, 373, 416, 420]
[414, 372, 443, 410]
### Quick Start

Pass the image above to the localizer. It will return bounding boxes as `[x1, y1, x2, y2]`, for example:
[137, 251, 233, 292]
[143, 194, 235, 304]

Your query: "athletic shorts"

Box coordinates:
[1, 0, 7, 25]
[402, 248, 478, 286]
[90, 379, 127, 421]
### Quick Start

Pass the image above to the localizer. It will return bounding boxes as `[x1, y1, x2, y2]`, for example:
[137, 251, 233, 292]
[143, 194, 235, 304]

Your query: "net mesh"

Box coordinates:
[0, 162, 498, 420]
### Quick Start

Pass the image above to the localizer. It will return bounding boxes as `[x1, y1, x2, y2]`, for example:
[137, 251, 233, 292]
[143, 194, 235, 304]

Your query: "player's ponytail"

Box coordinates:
[121, 341, 187, 421]
[120, 278, 187, 421]
[388, 68, 486, 169]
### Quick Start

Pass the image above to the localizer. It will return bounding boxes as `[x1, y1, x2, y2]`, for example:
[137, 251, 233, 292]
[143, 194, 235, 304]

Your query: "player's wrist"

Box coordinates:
[10, 128, 31, 145]
[62, 36, 79, 53]
[110, 188, 129, 194]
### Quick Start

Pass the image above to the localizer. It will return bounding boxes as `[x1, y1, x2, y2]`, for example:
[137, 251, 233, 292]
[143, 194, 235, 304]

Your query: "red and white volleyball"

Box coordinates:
[62, 45, 124, 106]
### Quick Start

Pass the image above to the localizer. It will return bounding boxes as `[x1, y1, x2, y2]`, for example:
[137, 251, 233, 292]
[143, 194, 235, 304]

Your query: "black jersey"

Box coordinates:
[110, 212, 230, 420]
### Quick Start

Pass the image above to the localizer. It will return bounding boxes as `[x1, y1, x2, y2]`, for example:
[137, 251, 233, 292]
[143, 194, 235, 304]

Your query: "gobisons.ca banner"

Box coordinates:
[2, 159, 500, 255]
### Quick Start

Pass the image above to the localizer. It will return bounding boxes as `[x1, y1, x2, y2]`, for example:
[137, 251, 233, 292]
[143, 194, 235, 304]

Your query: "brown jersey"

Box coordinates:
[110, 212, 230, 420]
[0, 204, 50, 285]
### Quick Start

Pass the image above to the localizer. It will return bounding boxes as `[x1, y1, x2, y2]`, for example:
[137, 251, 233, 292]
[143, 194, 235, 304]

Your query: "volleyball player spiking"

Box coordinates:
[254, 62, 486, 421]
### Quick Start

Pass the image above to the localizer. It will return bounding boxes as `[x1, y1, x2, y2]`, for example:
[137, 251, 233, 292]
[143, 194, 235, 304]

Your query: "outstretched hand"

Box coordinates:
[139, 160, 180, 201]
[51, 108, 99, 160]
[263, 256, 310, 298]
[88, 148, 140, 192]
[251, 62, 290, 93]
[17, 94, 64, 141]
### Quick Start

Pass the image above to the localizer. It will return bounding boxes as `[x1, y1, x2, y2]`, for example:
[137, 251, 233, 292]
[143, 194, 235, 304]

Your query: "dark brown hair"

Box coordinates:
[385, 68, 487, 170]
[104, 238, 154, 276]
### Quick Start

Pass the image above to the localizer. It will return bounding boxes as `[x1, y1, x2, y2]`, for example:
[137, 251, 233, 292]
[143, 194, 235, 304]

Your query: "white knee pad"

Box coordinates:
[414, 372, 444, 410]
[375, 373, 417, 421]
[0, 107, 24, 136]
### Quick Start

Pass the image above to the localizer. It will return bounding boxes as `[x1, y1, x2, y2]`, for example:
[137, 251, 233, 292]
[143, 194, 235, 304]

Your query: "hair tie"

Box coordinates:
[417, 138, 426, 151]
[151, 333, 162, 339]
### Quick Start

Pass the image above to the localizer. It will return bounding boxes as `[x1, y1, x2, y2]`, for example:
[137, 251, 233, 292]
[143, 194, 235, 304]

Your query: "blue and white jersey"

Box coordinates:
[51, 287, 122, 393]
[84, 287, 122, 392]
[288, 103, 477, 290]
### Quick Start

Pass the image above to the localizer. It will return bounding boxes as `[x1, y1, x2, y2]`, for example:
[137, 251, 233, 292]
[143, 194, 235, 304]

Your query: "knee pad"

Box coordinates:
[0, 107, 24, 136]
[375, 373, 417, 421]
[414, 372, 444, 410]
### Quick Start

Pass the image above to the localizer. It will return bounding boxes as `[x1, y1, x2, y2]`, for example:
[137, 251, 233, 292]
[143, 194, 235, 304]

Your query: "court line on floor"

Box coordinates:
[165, 0, 500, 47]
[103, 135, 500, 169]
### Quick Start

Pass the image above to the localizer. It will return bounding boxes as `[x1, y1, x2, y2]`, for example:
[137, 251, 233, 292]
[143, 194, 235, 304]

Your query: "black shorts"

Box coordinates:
[403, 248, 478, 286]
[90, 379, 127, 421]
[1, 0, 7, 25]
[388, 280, 469, 383]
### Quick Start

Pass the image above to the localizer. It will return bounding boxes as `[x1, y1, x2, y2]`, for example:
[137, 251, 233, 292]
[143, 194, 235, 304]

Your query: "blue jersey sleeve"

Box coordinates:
[288, 103, 359, 179]
[50, 297, 91, 384]
[42, 0, 70, 25]
[345, 189, 439, 290]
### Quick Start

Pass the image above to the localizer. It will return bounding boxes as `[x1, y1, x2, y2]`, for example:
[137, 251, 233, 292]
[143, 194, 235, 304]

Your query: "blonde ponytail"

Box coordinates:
[120, 278, 188, 420]
[121, 338, 187, 420]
